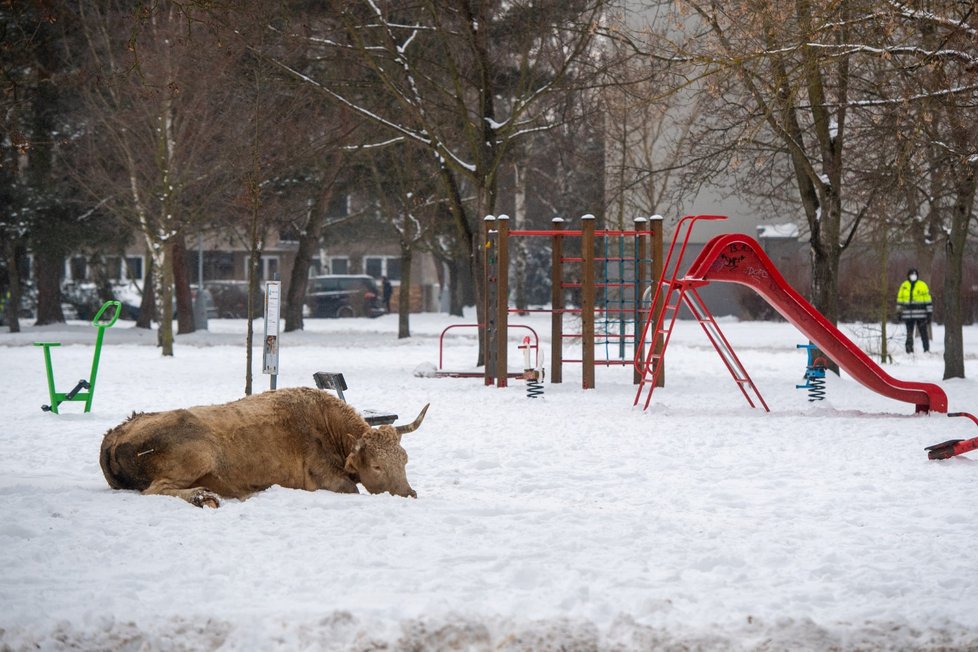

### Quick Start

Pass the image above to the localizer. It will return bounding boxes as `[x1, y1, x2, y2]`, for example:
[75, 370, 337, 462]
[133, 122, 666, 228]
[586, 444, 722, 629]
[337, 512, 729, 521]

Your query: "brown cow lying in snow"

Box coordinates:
[99, 387, 429, 507]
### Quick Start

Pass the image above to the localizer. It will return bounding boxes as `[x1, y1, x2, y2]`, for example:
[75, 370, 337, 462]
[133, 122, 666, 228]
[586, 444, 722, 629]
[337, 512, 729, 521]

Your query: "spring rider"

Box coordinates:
[519, 335, 545, 398]
[796, 343, 829, 401]
[34, 300, 121, 413]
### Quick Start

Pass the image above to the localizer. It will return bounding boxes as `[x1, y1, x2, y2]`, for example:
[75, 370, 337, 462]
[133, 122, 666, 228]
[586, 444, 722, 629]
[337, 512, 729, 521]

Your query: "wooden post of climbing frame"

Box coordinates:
[495, 215, 510, 388]
[551, 217, 564, 385]
[483, 215, 496, 387]
[633, 217, 648, 385]
[581, 214, 596, 389]
[650, 214, 665, 387]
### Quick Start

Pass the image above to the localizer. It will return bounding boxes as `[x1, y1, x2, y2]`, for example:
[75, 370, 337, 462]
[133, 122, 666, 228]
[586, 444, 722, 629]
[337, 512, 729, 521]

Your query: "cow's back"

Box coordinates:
[99, 388, 365, 495]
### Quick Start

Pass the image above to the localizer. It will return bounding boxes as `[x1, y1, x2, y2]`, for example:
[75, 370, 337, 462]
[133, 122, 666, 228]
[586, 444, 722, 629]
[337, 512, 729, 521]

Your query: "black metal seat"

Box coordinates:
[313, 372, 398, 426]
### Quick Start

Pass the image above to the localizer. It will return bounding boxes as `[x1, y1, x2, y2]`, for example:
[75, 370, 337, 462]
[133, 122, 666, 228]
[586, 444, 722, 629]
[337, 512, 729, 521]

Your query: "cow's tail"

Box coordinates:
[99, 440, 151, 491]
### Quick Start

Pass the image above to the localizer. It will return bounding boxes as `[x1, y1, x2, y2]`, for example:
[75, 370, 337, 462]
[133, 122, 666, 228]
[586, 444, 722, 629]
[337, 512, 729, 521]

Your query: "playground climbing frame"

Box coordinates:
[483, 214, 664, 389]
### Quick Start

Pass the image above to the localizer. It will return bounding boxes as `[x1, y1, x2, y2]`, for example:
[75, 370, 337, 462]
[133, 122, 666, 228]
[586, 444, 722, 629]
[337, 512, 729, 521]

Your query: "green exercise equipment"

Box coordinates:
[35, 300, 121, 413]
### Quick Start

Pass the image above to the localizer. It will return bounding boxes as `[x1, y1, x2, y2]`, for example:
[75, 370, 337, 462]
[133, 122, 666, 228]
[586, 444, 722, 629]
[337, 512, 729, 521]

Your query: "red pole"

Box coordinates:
[650, 215, 665, 387]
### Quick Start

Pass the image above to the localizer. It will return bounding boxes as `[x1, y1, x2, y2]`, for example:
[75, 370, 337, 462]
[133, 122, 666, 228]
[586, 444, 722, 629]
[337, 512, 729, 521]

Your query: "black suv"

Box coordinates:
[204, 281, 263, 318]
[305, 275, 385, 318]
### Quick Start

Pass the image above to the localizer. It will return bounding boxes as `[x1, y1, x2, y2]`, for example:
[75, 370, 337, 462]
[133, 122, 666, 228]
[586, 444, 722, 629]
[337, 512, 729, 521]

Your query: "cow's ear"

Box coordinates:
[344, 439, 366, 473]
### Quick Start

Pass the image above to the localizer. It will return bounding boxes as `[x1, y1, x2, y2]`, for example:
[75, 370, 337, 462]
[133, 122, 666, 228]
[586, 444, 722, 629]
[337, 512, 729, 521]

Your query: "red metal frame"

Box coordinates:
[438, 323, 540, 373]
[632, 216, 763, 411]
[926, 413, 978, 459]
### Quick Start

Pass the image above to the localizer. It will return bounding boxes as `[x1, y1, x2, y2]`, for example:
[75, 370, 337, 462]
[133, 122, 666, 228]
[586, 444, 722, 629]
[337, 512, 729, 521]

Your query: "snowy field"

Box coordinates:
[1, 310, 977, 651]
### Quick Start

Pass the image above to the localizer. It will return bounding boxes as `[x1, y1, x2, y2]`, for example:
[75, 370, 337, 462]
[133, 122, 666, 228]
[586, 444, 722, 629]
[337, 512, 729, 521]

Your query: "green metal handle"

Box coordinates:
[92, 300, 122, 328]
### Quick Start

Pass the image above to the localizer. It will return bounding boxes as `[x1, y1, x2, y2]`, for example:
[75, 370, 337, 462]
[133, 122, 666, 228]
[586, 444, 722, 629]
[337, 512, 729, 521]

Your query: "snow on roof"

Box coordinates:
[756, 223, 800, 239]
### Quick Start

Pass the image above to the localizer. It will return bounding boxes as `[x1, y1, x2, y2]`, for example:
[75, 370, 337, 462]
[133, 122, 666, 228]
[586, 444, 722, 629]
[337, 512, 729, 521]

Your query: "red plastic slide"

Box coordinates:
[684, 234, 947, 414]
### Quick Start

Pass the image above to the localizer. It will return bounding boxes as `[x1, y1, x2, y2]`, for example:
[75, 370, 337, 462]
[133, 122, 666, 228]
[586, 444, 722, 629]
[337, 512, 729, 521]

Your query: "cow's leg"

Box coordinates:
[138, 444, 225, 507]
[313, 470, 360, 494]
[323, 476, 360, 494]
[143, 479, 222, 508]
[304, 458, 360, 495]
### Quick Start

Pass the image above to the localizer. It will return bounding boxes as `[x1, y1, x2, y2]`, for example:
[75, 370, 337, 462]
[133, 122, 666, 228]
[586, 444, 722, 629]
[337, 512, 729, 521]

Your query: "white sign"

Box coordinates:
[262, 281, 281, 376]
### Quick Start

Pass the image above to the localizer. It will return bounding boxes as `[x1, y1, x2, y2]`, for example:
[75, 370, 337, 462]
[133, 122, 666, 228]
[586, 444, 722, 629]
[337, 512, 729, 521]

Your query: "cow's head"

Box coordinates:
[345, 403, 429, 498]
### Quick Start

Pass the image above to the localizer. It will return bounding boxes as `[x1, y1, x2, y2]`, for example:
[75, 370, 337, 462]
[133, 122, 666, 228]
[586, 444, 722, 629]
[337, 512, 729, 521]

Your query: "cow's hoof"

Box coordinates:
[191, 489, 221, 509]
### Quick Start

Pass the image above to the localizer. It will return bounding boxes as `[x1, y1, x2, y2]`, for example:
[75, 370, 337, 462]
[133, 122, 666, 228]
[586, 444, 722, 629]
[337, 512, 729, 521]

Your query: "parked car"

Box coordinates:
[111, 282, 216, 322]
[203, 280, 263, 319]
[60, 282, 105, 320]
[305, 274, 385, 319]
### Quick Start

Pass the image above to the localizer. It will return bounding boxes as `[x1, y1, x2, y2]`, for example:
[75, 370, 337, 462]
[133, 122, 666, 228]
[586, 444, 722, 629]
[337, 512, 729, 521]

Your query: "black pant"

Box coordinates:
[904, 319, 929, 353]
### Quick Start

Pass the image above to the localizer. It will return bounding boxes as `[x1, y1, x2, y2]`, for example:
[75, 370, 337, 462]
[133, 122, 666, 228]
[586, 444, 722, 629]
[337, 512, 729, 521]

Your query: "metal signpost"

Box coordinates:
[262, 280, 281, 390]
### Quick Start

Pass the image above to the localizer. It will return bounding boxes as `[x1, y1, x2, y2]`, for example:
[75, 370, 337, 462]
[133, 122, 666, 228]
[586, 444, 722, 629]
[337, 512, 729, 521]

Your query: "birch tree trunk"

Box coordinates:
[513, 162, 528, 315]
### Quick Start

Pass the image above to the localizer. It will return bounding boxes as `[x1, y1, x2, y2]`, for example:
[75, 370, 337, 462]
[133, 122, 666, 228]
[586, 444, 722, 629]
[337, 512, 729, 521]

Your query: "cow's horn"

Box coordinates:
[395, 403, 430, 435]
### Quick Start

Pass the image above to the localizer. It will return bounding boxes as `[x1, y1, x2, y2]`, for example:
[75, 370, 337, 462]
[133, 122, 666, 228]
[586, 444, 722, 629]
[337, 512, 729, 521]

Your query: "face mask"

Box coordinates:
[909, 273, 918, 282]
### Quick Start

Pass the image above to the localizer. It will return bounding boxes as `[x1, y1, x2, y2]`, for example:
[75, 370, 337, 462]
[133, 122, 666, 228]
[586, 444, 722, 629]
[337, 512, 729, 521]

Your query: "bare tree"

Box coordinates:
[650, 1, 886, 324]
[846, 1, 977, 378]
[272, 0, 618, 363]
[1, 0, 91, 327]
[600, 10, 701, 227]
[889, 1, 978, 379]
[74, 0, 237, 355]
[644, 0, 976, 373]
[362, 140, 440, 338]
[281, 151, 349, 333]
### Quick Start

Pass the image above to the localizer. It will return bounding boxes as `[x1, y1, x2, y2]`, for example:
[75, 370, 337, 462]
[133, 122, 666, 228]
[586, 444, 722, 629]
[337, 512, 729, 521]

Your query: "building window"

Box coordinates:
[278, 226, 299, 244]
[365, 256, 400, 281]
[327, 193, 349, 218]
[365, 257, 382, 279]
[205, 252, 235, 280]
[328, 256, 349, 275]
[244, 256, 279, 281]
[68, 256, 87, 281]
[243, 255, 279, 281]
[125, 256, 144, 281]
[262, 256, 279, 281]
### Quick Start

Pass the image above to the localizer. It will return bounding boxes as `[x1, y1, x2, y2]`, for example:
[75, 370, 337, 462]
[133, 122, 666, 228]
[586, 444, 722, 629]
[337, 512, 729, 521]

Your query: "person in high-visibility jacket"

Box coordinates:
[896, 268, 933, 353]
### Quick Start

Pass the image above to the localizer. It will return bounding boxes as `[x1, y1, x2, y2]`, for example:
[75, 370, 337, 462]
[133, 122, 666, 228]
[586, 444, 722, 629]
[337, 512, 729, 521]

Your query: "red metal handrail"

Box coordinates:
[438, 323, 540, 370]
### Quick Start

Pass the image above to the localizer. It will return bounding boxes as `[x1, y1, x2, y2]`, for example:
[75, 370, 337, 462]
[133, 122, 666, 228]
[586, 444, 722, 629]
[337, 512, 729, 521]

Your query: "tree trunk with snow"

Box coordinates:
[513, 162, 528, 316]
[149, 240, 175, 357]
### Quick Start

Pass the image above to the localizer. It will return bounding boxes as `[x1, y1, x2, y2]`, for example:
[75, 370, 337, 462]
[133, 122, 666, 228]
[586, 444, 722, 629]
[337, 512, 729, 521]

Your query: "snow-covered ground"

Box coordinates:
[2, 310, 976, 651]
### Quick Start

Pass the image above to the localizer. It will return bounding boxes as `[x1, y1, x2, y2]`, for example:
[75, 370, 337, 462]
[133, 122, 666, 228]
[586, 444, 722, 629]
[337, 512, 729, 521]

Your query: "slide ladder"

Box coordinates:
[634, 216, 768, 411]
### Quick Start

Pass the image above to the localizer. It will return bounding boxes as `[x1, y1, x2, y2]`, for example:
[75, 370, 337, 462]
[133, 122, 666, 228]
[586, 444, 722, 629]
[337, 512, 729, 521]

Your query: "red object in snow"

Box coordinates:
[926, 413, 978, 459]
